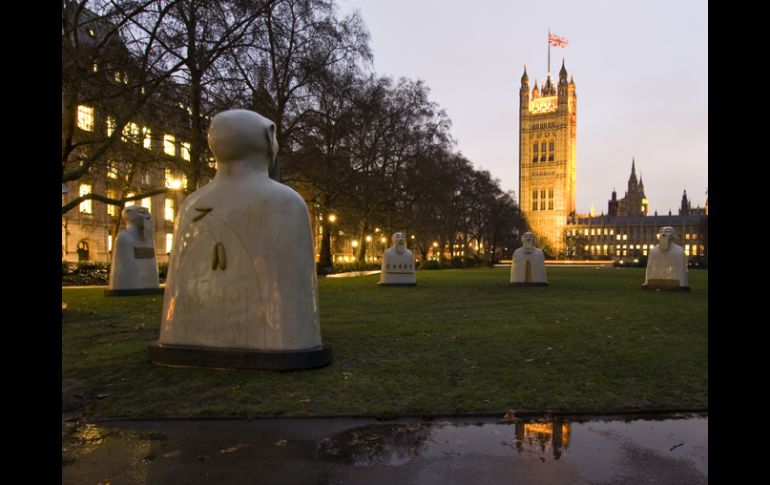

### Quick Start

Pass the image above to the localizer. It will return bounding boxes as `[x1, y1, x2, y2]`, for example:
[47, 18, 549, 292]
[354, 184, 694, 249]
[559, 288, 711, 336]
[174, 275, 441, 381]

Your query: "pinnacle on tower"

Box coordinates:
[628, 157, 638, 185]
[559, 59, 568, 82]
[521, 65, 529, 84]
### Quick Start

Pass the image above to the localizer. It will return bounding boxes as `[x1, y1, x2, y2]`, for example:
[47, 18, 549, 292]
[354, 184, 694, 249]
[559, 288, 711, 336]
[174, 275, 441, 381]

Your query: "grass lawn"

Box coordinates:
[62, 267, 707, 419]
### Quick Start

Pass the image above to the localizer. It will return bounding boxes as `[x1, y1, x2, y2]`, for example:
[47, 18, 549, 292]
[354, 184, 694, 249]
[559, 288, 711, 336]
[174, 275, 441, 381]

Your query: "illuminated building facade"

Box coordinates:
[518, 61, 577, 255]
[518, 62, 706, 263]
[62, 9, 204, 264]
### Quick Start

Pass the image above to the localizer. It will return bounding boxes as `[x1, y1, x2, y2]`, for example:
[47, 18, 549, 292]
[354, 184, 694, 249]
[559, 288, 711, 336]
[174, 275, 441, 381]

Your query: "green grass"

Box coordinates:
[62, 267, 707, 419]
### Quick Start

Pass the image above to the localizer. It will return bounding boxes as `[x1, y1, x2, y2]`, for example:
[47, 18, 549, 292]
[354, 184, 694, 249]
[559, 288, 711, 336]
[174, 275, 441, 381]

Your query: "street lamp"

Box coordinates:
[328, 214, 337, 223]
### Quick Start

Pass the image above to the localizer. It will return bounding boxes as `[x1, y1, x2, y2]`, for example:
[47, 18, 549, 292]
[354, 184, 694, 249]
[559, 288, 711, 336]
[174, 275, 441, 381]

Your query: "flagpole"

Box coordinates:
[547, 29, 551, 74]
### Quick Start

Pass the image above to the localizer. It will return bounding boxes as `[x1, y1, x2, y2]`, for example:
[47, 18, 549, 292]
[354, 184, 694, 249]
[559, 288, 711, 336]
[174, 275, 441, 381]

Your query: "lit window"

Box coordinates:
[692, 245, 698, 256]
[166, 233, 173, 253]
[92, 62, 98, 73]
[79, 184, 92, 214]
[700, 245, 704, 253]
[77, 105, 94, 131]
[208, 159, 218, 170]
[181, 174, 188, 189]
[181, 142, 191, 161]
[622, 234, 628, 240]
[610, 229, 615, 235]
[122, 122, 140, 143]
[141, 197, 151, 212]
[143, 127, 152, 149]
[623, 250, 627, 256]
[165, 198, 174, 222]
[583, 229, 588, 236]
[164, 134, 176, 156]
[685, 233, 690, 240]
[87, 28, 96, 37]
[616, 234, 621, 240]
[106, 190, 117, 216]
[107, 116, 115, 136]
[685, 244, 691, 256]
[643, 249, 648, 256]
[107, 160, 118, 179]
[107, 234, 113, 251]
[590, 228, 595, 236]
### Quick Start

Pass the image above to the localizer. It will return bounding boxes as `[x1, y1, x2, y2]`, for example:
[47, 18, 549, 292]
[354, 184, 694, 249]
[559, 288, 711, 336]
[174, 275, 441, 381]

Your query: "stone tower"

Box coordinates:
[519, 60, 576, 255]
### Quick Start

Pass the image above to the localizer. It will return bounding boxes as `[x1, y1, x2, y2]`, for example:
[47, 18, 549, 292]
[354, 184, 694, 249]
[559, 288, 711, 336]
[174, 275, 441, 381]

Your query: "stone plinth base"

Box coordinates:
[642, 285, 690, 291]
[147, 341, 332, 371]
[377, 283, 417, 287]
[105, 288, 165, 297]
[509, 282, 548, 287]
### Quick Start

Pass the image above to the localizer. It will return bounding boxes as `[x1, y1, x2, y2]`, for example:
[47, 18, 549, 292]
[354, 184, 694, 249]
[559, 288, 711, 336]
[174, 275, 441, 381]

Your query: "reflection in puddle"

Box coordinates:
[318, 414, 707, 480]
[319, 422, 430, 466]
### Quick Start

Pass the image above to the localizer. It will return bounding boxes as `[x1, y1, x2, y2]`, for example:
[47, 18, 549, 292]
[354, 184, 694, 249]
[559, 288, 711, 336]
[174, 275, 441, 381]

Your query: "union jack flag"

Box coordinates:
[548, 32, 569, 48]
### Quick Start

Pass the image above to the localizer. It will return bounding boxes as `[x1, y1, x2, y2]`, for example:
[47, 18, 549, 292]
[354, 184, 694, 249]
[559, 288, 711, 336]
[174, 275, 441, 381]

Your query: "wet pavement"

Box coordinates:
[62, 413, 706, 484]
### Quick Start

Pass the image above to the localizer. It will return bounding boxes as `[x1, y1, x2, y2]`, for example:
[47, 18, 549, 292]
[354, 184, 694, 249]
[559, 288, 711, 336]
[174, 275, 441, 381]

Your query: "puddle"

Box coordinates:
[318, 414, 707, 482]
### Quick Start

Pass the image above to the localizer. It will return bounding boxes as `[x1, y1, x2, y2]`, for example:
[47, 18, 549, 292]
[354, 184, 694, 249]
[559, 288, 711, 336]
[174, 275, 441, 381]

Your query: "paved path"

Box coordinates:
[63, 413, 707, 485]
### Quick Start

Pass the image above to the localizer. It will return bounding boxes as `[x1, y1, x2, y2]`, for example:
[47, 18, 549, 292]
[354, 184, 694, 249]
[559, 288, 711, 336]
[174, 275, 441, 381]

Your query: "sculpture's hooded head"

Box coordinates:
[522, 231, 535, 252]
[392, 232, 406, 252]
[123, 205, 150, 227]
[122, 205, 151, 239]
[208, 109, 279, 172]
[658, 226, 675, 251]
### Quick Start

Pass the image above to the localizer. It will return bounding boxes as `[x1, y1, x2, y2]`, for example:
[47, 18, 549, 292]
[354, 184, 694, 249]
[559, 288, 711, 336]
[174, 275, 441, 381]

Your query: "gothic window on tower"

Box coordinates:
[548, 189, 554, 210]
[532, 143, 538, 163]
[540, 189, 546, 210]
[540, 142, 547, 162]
[532, 190, 538, 211]
[548, 140, 554, 161]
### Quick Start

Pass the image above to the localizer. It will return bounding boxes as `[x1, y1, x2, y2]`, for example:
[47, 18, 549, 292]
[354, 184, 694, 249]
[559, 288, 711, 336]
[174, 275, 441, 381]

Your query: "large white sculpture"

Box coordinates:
[149, 109, 331, 370]
[510, 231, 548, 286]
[378, 232, 417, 286]
[643, 226, 689, 291]
[105, 205, 163, 296]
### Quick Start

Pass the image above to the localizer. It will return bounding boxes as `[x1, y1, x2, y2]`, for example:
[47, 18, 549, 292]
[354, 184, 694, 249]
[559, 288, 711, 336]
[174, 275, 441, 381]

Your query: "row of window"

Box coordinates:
[76, 105, 190, 160]
[532, 140, 555, 162]
[78, 184, 176, 223]
[532, 188, 555, 211]
[580, 244, 705, 257]
[570, 227, 703, 241]
[530, 122, 556, 130]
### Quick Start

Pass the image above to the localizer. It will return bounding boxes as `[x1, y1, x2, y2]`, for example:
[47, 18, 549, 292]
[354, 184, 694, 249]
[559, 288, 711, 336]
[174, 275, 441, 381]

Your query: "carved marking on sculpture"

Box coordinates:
[134, 247, 155, 259]
[211, 242, 227, 270]
[193, 207, 213, 222]
[525, 260, 532, 282]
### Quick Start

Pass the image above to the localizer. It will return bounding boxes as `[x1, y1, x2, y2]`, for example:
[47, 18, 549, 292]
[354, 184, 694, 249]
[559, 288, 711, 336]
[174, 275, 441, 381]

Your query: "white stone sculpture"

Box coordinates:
[378, 232, 417, 286]
[510, 231, 548, 286]
[105, 205, 163, 296]
[643, 226, 689, 290]
[149, 109, 331, 370]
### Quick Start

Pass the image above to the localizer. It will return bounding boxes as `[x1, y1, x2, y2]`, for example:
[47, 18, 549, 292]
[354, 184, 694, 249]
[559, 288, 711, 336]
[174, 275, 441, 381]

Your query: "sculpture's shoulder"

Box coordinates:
[669, 243, 686, 256]
[267, 181, 309, 210]
[115, 230, 136, 245]
[512, 248, 530, 259]
[383, 247, 396, 258]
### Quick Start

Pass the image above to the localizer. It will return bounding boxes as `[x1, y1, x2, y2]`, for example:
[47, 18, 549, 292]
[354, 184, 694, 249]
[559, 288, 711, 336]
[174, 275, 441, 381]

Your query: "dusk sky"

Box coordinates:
[339, 0, 708, 215]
